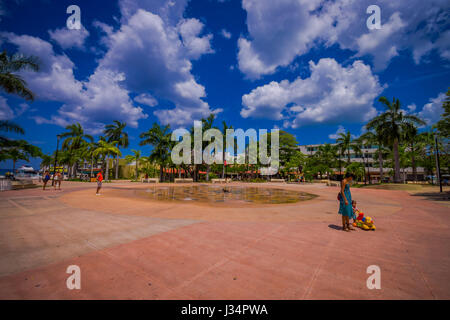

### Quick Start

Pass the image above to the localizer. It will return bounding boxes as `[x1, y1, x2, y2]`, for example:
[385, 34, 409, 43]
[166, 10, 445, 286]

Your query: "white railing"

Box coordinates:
[0, 179, 12, 191]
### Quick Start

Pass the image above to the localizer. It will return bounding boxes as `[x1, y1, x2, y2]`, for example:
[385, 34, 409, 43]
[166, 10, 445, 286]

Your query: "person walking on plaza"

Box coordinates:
[96, 169, 103, 195]
[54, 171, 62, 190]
[42, 170, 50, 190]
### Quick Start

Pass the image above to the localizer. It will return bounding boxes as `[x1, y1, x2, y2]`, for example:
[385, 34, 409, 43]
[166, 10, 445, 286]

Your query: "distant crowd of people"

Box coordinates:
[41, 169, 103, 195]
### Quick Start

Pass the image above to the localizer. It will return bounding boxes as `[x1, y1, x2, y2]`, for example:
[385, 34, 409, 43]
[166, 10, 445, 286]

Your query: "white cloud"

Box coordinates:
[178, 18, 214, 59]
[2, 33, 147, 133]
[0, 97, 29, 120]
[241, 58, 383, 128]
[238, 0, 450, 78]
[407, 104, 417, 112]
[328, 125, 346, 140]
[328, 125, 359, 140]
[2, 0, 219, 130]
[118, 0, 188, 25]
[15, 103, 29, 117]
[220, 29, 231, 39]
[48, 26, 90, 50]
[97, 7, 218, 126]
[238, 0, 330, 79]
[134, 93, 158, 107]
[418, 92, 446, 125]
[0, 96, 14, 120]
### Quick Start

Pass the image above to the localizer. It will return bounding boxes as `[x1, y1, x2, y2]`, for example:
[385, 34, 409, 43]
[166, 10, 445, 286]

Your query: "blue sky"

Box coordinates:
[0, 0, 449, 169]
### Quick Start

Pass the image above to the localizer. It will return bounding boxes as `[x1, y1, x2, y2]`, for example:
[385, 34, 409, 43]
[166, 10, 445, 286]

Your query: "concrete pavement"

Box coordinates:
[0, 182, 448, 299]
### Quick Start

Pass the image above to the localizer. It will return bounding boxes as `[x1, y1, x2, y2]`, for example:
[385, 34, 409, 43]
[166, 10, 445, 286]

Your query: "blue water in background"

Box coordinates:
[0, 169, 13, 175]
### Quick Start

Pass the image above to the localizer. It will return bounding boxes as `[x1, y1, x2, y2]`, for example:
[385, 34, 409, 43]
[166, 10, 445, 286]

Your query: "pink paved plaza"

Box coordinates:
[0, 181, 449, 299]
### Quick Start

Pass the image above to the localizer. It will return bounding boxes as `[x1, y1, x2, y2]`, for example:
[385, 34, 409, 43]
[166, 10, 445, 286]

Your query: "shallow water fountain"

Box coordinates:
[136, 185, 316, 205]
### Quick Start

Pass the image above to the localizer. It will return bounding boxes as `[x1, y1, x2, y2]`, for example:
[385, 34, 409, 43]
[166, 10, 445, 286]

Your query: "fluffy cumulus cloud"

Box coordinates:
[241, 58, 383, 128]
[134, 93, 158, 107]
[238, 0, 450, 79]
[1, 0, 218, 130]
[418, 92, 446, 125]
[328, 125, 346, 140]
[178, 18, 214, 59]
[0, 96, 29, 120]
[328, 125, 359, 140]
[48, 26, 90, 50]
[0, 96, 14, 120]
[97, 5, 218, 126]
[2, 32, 146, 133]
[220, 29, 231, 39]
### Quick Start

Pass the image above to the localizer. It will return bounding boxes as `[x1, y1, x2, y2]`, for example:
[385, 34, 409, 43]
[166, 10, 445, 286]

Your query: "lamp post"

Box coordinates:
[434, 135, 443, 193]
[52, 134, 61, 186]
[364, 151, 368, 185]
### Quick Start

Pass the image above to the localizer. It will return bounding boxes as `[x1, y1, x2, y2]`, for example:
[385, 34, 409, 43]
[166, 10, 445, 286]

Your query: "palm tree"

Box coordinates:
[0, 120, 25, 135]
[351, 141, 366, 183]
[367, 97, 426, 183]
[93, 138, 121, 181]
[359, 131, 385, 183]
[221, 121, 233, 179]
[336, 131, 352, 164]
[125, 149, 141, 180]
[0, 50, 40, 101]
[0, 120, 25, 144]
[316, 144, 338, 178]
[60, 123, 93, 178]
[104, 121, 129, 180]
[403, 124, 420, 182]
[80, 142, 98, 178]
[140, 123, 171, 182]
[417, 131, 437, 178]
[40, 154, 53, 171]
[435, 88, 450, 138]
[201, 114, 216, 181]
[1, 139, 42, 171]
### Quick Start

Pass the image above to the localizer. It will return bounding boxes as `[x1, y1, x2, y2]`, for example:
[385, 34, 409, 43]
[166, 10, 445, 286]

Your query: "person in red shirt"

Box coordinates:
[96, 170, 103, 195]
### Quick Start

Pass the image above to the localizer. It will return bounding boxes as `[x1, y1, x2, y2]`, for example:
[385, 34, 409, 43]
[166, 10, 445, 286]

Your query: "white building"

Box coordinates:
[298, 144, 426, 181]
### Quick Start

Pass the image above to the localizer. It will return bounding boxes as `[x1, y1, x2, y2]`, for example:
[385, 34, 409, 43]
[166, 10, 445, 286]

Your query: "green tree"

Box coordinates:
[403, 124, 420, 181]
[0, 120, 25, 143]
[125, 149, 142, 180]
[40, 154, 53, 171]
[93, 138, 121, 181]
[104, 121, 129, 180]
[221, 121, 233, 179]
[366, 97, 425, 183]
[1, 139, 42, 171]
[0, 50, 40, 101]
[359, 130, 386, 182]
[346, 162, 365, 182]
[435, 88, 450, 138]
[140, 123, 171, 182]
[201, 114, 217, 181]
[336, 130, 352, 164]
[60, 123, 93, 178]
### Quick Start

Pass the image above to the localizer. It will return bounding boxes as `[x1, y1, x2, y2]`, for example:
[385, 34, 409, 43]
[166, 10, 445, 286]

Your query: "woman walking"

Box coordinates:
[42, 170, 50, 190]
[339, 173, 355, 232]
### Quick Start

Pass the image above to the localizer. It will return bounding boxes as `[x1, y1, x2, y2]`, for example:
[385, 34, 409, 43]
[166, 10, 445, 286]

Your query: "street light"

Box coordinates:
[434, 135, 443, 193]
[52, 134, 61, 186]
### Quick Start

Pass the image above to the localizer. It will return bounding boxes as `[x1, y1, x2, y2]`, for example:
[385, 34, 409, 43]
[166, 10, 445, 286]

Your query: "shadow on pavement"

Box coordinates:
[328, 224, 343, 231]
[411, 191, 450, 202]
